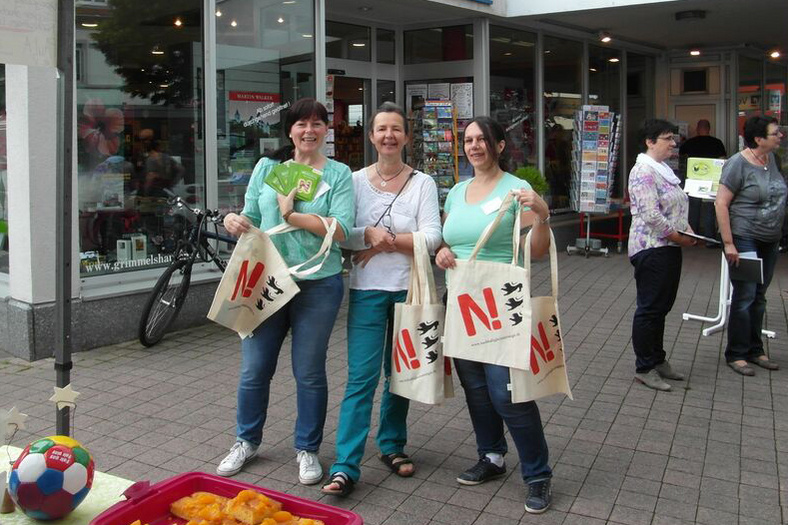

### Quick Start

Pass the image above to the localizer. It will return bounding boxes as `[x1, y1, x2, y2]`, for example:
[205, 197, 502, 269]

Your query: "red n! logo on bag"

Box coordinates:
[231, 260, 266, 301]
[394, 329, 421, 373]
[457, 287, 503, 336]
[530, 321, 556, 375]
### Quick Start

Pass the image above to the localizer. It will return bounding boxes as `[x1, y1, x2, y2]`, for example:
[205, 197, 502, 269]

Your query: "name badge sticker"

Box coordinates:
[481, 197, 503, 215]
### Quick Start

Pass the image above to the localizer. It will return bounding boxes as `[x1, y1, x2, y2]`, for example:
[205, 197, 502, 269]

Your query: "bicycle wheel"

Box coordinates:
[138, 259, 192, 347]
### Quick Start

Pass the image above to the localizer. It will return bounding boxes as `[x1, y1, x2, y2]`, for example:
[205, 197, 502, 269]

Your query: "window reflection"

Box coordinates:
[216, 0, 315, 216]
[543, 36, 582, 211]
[76, 1, 204, 276]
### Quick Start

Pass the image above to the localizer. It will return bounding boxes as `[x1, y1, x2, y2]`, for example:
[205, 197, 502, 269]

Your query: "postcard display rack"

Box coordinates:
[567, 105, 621, 257]
[409, 101, 459, 207]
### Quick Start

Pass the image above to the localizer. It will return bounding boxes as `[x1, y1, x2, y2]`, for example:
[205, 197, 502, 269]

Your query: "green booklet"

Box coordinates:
[265, 161, 323, 201]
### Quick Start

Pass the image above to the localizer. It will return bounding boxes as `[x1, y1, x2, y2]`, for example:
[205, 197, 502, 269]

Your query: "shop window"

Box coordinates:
[588, 45, 622, 197]
[543, 36, 582, 211]
[625, 52, 655, 177]
[766, 62, 787, 126]
[326, 21, 371, 62]
[404, 25, 473, 65]
[489, 25, 536, 170]
[76, 2, 205, 276]
[738, 55, 763, 137]
[377, 29, 395, 65]
[377, 80, 395, 107]
[0, 64, 7, 274]
[216, 0, 315, 217]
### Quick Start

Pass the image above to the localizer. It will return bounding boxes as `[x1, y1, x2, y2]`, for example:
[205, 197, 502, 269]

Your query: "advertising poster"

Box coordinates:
[428, 83, 451, 101]
[406, 84, 428, 113]
[451, 83, 474, 119]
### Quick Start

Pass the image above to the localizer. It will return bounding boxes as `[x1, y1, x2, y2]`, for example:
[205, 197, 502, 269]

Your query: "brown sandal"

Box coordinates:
[321, 473, 354, 497]
[380, 453, 415, 477]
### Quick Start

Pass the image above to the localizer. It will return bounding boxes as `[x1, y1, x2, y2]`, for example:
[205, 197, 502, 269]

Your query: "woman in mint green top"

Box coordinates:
[218, 99, 354, 484]
[435, 117, 555, 515]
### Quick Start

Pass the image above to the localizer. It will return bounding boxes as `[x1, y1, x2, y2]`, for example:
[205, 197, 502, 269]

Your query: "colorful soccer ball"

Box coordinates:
[8, 435, 95, 520]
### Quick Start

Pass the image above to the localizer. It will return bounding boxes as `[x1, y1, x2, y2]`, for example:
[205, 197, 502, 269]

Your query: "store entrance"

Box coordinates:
[331, 76, 370, 171]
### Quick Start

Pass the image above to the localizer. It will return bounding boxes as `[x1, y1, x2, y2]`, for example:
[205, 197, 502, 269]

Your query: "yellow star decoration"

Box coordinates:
[49, 384, 80, 409]
[2, 406, 29, 441]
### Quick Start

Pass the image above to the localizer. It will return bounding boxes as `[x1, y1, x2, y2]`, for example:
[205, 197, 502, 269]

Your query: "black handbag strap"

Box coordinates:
[373, 170, 414, 227]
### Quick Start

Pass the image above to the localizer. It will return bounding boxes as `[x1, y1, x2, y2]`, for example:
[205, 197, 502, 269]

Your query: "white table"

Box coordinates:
[682, 252, 776, 338]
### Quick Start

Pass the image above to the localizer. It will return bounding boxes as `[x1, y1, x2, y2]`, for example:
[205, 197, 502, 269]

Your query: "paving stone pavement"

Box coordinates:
[3, 248, 788, 524]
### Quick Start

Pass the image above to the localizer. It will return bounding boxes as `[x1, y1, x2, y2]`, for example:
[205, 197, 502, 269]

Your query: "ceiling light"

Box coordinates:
[358, 6, 372, 11]
[352, 42, 366, 47]
[608, 57, 619, 63]
[159, 84, 169, 88]
[598, 31, 612, 43]
[283, 0, 296, 3]
[215, 10, 222, 16]
[504, 52, 513, 56]
[81, 22, 98, 28]
[589, 68, 597, 72]
[151, 46, 164, 55]
[690, 49, 701, 56]
[174, 18, 183, 27]
[231, 20, 237, 27]
[302, 34, 313, 38]
[277, 16, 284, 23]
[770, 50, 781, 59]
[358, 87, 363, 91]
[544, 50, 551, 54]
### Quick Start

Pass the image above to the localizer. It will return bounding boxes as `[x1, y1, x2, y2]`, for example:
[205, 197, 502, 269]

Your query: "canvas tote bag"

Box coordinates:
[509, 229, 573, 403]
[390, 232, 454, 404]
[443, 191, 532, 370]
[208, 216, 337, 338]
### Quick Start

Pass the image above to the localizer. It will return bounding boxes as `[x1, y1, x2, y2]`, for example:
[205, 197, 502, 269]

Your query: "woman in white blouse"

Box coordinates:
[322, 102, 442, 496]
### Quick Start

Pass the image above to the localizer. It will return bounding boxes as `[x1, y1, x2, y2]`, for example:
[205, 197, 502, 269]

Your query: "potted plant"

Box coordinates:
[513, 166, 548, 196]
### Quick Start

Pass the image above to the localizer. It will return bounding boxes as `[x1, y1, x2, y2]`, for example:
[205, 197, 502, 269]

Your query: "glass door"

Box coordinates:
[331, 76, 371, 171]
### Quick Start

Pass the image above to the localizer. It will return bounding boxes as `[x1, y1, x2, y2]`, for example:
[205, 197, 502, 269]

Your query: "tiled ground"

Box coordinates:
[3, 248, 788, 524]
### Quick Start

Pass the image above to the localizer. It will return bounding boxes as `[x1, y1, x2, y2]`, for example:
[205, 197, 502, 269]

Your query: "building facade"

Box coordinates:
[0, 0, 786, 359]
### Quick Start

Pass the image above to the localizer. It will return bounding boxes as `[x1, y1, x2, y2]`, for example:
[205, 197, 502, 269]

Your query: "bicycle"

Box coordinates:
[138, 194, 236, 347]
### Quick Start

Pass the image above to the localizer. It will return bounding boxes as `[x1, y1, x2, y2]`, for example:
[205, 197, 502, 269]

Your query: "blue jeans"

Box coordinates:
[236, 273, 344, 451]
[726, 236, 779, 362]
[330, 289, 410, 482]
[453, 358, 552, 483]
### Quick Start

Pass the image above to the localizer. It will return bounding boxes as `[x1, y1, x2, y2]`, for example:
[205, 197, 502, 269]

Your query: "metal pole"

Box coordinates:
[55, 0, 75, 436]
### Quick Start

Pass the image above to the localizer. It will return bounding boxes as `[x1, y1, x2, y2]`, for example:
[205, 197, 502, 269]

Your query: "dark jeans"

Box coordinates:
[630, 246, 682, 373]
[725, 236, 779, 362]
[688, 198, 717, 238]
[453, 358, 552, 483]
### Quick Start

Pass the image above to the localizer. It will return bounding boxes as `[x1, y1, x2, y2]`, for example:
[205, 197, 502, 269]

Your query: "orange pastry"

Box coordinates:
[170, 491, 230, 523]
[225, 489, 282, 525]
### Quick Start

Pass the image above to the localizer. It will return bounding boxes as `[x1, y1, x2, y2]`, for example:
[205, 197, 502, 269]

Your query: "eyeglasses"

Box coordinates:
[380, 206, 396, 241]
[657, 136, 676, 141]
[767, 132, 783, 137]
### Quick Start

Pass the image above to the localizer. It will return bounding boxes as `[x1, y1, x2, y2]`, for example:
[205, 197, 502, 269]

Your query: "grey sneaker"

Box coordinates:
[655, 361, 684, 380]
[635, 369, 671, 391]
[216, 441, 257, 477]
[296, 450, 323, 485]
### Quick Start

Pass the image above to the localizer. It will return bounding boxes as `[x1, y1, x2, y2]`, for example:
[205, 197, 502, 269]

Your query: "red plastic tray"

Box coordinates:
[89, 472, 363, 525]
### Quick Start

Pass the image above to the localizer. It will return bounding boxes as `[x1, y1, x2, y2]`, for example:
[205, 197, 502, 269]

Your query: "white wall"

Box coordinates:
[506, 0, 681, 17]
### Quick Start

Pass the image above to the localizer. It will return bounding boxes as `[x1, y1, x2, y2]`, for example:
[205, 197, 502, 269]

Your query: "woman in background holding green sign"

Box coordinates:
[219, 98, 355, 484]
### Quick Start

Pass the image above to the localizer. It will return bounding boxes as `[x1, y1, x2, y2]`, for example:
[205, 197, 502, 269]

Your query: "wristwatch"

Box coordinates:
[282, 209, 295, 222]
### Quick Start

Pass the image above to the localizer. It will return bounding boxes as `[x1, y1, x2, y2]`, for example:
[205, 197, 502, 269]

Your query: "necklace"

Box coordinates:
[748, 148, 769, 171]
[375, 162, 406, 187]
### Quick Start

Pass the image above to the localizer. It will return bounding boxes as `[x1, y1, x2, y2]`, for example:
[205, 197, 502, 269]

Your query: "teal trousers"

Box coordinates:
[330, 289, 410, 482]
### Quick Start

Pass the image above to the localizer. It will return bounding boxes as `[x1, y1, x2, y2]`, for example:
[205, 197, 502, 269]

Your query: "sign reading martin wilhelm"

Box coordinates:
[0, 0, 58, 68]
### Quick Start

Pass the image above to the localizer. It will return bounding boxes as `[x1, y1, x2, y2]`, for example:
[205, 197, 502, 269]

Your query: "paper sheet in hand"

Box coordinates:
[677, 230, 721, 246]
[729, 252, 763, 284]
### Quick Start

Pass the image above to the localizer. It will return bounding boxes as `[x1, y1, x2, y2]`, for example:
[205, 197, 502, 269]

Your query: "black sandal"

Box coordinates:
[380, 453, 415, 477]
[321, 472, 354, 497]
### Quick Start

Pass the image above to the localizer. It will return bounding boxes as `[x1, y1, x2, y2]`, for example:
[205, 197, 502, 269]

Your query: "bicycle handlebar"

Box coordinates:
[163, 188, 225, 224]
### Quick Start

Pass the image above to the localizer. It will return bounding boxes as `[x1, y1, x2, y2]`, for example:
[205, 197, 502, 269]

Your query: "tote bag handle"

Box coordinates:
[406, 232, 439, 306]
[523, 228, 559, 298]
[468, 191, 522, 266]
[263, 215, 338, 279]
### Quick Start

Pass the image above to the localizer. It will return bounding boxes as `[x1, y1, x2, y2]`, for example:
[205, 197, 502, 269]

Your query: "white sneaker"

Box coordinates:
[216, 441, 257, 477]
[296, 450, 323, 485]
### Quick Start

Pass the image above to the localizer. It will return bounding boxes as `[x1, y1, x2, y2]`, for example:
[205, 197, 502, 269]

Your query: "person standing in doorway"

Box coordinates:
[680, 119, 727, 240]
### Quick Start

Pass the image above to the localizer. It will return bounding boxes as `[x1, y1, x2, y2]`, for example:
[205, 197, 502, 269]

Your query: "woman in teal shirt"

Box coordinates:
[218, 99, 354, 485]
[436, 116, 554, 515]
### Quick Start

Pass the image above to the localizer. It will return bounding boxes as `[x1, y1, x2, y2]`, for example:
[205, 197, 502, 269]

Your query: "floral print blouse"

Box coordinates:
[627, 161, 689, 258]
